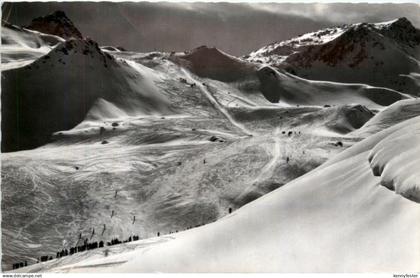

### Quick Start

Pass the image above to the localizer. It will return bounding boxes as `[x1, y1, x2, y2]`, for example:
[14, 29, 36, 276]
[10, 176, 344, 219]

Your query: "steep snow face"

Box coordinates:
[25, 10, 83, 40]
[368, 122, 420, 202]
[1, 38, 174, 152]
[1, 22, 64, 70]
[172, 46, 256, 82]
[16, 117, 420, 273]
[256, 66, 406, 108]
[248, 18, 420, 95]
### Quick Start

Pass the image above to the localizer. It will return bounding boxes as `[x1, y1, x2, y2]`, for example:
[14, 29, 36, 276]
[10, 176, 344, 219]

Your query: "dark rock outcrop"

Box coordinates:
[25, 10, 83, 39]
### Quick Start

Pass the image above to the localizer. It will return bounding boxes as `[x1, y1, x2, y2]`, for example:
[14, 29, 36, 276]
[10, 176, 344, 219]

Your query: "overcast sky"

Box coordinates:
[2, 2, 420, 56]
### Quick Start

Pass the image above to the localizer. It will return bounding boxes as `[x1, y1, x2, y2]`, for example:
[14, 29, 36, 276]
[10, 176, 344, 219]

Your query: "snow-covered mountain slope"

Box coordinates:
[14, 116, 420, 273]
[1, 38, 174, 152]
[256, 66, 407, 108]
[248, 18, 420, 95]
[368, 122, 420, 203]
[229, 104, 374, 135]
[2, 33, 368, 269]
[352, 98, 420, 137]
[24, 10, 83, 40]
[170, 46, 409, 109]
[1, 21, 64, 70]
[171, 46, 256, 82]
[1, 25, 360, 269]
[2, 114, 345, 271]
[3, 13, 420, 273]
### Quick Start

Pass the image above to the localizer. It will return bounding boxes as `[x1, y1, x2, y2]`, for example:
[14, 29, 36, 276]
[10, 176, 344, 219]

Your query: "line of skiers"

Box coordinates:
[12, 234, 141, 270]
[12, 254, 52, 269]
[12, 207, 233, 270]
[281, 130, 301, 137]
[56, 239, 103, 259]
[12, 261, 27, 270]
[106, 235, 138, 246]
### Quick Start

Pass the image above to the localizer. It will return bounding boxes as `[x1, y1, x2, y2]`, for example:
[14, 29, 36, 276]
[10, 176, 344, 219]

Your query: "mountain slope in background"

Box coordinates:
[248, 18, 420, 96]
[256, 66, 406, 107]
[1, 38, 174, 152]
[4, 2, 420, 56]
[171, 46, 256, 82]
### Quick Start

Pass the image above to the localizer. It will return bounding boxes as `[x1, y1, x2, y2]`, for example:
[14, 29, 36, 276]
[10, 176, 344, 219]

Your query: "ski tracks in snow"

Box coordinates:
[234, 128, 282, 203]
[253, 127, 281, 184]
[181, 68, 255, 137]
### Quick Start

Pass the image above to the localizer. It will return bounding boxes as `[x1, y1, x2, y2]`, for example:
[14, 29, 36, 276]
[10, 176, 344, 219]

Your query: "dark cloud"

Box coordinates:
[2, 2, 419, 56]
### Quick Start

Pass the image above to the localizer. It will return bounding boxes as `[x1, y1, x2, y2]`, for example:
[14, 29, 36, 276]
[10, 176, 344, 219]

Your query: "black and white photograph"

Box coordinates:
[1, 0, 420, 274]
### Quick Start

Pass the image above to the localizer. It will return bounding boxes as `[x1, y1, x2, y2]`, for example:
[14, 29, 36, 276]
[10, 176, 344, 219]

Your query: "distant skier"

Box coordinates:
[229, 208, 232, 214]
[132, 215, 136, 224]
[286, 157, 290, 163]
[111, 210, 114, 218]
[114, 190, 118, 198]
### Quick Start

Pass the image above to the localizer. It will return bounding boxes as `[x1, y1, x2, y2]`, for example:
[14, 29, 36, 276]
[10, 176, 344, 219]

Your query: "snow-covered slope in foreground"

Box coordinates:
[21, 117, 420, 273]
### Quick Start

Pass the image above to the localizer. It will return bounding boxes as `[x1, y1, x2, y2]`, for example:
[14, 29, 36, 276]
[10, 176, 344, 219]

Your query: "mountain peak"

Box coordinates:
[188, 45, 224, 56]
[389, 17, 413, 28]
[374, 17, 415, 31]
[375, 17, 420, 47]
[49, 38, 116, 66]
[25, 10, 83, 40]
